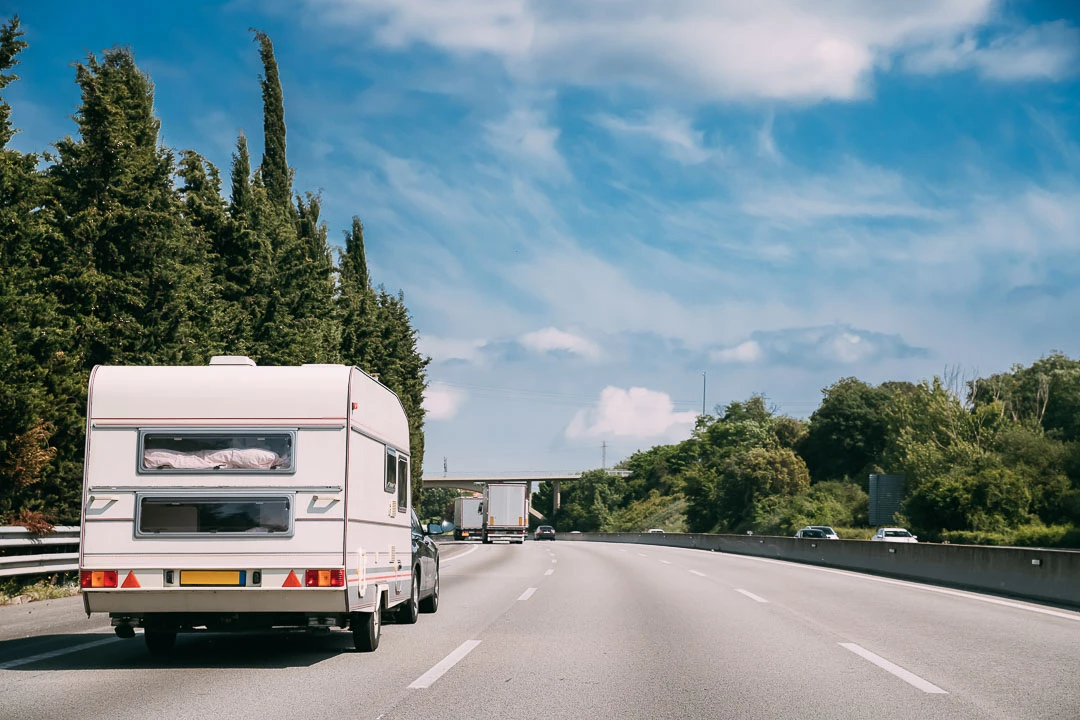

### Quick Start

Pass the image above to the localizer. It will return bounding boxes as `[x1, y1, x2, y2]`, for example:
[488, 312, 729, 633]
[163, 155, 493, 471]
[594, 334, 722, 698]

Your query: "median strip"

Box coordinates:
[840, 643, 947, 694]
[409, 640, 482, 689]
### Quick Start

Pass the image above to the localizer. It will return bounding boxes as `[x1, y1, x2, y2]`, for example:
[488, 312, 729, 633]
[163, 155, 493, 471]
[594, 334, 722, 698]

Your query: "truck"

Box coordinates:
[453, 496, 484, 541]
[481, 483, 529, 544]
[78, 355, 443, 655]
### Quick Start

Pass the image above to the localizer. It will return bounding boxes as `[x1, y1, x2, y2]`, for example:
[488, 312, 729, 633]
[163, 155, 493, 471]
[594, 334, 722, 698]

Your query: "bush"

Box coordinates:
[939, 523, 1080, 548]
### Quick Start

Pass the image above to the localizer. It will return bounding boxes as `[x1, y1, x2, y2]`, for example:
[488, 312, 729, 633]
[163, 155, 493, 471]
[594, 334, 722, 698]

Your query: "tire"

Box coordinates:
[419, 562, 439, 614]
[397, 571, 419, 625]
[352, 601, 381, 652]
[144, 629, 176, 656]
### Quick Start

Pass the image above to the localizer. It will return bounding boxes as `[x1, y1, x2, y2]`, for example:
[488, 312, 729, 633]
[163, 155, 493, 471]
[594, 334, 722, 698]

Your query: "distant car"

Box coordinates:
[570, 531, 582, 535]
[872, 527, 918, 543]
[647, 528, 665, 534]
[794, 528, 828, 539]
[534, 525, 556, 541]
[807, 525, 839, 539]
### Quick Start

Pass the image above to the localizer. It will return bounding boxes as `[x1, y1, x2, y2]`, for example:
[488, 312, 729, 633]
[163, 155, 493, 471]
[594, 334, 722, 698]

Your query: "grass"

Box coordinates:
[0, 574, 81, 605]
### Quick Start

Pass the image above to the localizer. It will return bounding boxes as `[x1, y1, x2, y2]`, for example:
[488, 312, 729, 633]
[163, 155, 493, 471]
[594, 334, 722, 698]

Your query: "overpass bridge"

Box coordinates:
[421, 470, 630, 517]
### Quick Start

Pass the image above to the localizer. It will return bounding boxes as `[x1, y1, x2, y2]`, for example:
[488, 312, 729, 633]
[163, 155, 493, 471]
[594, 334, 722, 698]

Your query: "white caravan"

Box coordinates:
[78, 356, 442, 654]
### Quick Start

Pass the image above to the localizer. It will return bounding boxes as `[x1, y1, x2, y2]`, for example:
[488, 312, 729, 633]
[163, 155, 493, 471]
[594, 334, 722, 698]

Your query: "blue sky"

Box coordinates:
[7, 0, 1080, 477]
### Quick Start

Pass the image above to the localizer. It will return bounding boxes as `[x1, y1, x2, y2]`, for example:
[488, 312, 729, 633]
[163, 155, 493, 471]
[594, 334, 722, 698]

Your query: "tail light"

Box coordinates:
[305, 569, 345, 587]
[80, 570, 118, 589]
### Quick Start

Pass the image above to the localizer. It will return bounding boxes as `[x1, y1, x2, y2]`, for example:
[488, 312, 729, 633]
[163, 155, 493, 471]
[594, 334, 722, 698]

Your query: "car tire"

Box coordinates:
[144, 629, 176, 656]
[420, 562, 439, 614]
[352, 603, 381, 652]
[397, 571, 419, 625]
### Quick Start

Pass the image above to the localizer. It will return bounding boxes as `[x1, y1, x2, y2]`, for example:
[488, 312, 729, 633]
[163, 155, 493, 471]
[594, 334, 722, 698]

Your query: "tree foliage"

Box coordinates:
[0, 19, 429, 526]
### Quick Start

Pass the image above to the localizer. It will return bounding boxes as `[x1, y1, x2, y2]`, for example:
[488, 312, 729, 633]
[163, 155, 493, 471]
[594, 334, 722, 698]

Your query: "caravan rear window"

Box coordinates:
[140, 430, 294, 473]
[137, 496, 292, 535]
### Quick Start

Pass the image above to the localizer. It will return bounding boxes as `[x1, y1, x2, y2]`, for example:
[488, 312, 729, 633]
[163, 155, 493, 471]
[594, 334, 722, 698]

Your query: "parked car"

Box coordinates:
[794, 528, 828, 539]
[872, 527, 918, 543]
[806, 525, 839, 539]
[534, 525, 556, 541]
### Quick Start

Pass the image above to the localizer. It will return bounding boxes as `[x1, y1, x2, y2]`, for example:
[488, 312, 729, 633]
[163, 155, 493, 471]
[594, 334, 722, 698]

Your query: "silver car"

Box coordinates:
[871, 527, 918, 543]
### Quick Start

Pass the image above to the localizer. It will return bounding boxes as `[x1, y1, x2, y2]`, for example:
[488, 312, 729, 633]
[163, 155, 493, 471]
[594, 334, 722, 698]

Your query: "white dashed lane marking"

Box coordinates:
[840, 643, 947, 694]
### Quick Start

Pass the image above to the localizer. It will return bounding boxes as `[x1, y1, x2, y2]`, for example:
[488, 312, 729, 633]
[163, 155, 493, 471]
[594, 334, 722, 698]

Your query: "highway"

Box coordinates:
[1, 540, 1078, 720]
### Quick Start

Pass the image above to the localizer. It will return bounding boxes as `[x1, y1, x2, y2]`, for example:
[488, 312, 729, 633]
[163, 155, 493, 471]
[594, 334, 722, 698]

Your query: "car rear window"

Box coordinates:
[885, 530, 910, 537]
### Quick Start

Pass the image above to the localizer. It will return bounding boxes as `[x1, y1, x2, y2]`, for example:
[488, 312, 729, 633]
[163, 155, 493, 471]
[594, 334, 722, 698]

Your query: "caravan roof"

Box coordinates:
[89, 361, 408, 450]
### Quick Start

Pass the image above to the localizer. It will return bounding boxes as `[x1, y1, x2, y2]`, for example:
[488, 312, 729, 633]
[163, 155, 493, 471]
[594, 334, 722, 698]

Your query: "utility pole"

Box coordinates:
[443, 457, 447, 477]
[702, 371, 707, 417]
[602, 441, 607, 469]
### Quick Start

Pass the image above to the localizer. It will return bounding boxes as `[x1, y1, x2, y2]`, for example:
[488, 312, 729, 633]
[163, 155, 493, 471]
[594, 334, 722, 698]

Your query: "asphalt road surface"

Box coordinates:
[1, 540, 1078, 720]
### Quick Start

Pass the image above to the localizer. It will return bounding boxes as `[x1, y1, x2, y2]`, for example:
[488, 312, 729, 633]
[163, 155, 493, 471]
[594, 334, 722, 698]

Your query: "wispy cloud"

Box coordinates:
[485, 106, 569, 179]
[297, 0, 1079, 102]
[593, 110, 715, 165]
[904, 21, 1080, 81]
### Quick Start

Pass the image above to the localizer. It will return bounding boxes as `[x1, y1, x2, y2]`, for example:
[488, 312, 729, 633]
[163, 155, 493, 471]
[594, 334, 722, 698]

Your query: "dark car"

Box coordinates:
[534, 525, 556, 541]
[396, 510, 443, 624]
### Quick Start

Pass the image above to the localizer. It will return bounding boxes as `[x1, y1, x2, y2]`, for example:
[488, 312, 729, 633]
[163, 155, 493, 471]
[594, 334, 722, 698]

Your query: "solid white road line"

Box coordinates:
[714, 552, 1080, 622]
[735, 588, 769, 603]
[840, 643, 947, 694]
[689, 570, 707, 577]
[660, 560, 672, 565]
[518, 587, 537, 601]
[409, 640, 482, 689]
[0, 636, 121, 670]
[440, 545, 480, 565]
[544, 569, 554, 576]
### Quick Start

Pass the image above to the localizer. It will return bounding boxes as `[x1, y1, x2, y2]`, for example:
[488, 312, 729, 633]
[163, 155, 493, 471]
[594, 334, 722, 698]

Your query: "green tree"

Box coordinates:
[338, 217, 382, 372]
[800, 378, 892, 485]
[251, 29, 290, 209]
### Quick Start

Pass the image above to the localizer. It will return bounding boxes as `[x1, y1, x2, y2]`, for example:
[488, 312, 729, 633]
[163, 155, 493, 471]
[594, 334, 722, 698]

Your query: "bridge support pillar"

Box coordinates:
[553, 480, 560, 513]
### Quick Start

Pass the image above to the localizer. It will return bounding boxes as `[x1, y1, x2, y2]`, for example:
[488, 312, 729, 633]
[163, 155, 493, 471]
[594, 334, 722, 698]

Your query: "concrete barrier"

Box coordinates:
[561, 532, 1080, 608]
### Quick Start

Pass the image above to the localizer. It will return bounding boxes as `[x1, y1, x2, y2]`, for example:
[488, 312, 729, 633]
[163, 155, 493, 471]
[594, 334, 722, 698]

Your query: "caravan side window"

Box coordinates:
[397, 455, 409, 512]
[140, 430, 294, 473]
[384, 448, 397, 494]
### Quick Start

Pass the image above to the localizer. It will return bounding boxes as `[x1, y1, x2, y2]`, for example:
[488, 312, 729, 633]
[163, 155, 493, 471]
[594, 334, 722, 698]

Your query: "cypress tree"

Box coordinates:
[49, 47, 214, 367]
[229, 132, 253, 218]
[252, 29, 290, 209]
[338, 217, 381, 371]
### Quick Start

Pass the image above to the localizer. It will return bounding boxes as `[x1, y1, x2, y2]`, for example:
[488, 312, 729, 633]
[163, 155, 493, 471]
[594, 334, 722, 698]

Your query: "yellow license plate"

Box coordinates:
[180, 570, 242, 586]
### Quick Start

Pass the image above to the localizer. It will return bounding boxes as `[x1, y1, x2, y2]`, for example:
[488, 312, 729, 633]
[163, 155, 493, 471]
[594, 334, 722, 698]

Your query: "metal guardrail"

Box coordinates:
[0, 526, 80, 578]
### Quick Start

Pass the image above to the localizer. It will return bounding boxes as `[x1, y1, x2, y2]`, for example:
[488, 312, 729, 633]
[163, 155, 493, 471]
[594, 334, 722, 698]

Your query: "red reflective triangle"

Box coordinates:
[282, 570, 302, 588]
[121, 571, 140, 589]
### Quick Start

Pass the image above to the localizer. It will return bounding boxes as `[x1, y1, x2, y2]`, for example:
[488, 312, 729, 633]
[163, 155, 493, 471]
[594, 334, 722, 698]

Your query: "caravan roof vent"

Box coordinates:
[209, 355, 257, 366]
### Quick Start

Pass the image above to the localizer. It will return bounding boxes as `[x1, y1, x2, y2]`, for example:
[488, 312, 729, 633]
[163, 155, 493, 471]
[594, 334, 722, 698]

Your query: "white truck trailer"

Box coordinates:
[453, 496, 484, 541]
[481, 483, 529, 544]
[78, 356, 442, 655]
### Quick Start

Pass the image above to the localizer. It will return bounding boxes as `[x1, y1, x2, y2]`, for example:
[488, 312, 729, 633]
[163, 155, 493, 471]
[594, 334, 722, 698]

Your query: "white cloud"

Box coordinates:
[423, 384, 467, 420]
[418, 335, 488, 363]
[905, 21, 1080, 81]
[593, 110, 714, 164]
[712, 340, 763, 364]
[519, 327, 602, 360]
[566, 386, 698, 441]
[302, 0, 1039, 102]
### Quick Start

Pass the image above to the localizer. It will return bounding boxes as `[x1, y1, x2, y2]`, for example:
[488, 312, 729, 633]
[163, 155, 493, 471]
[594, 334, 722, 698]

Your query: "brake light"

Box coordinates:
[80, 570, 118, 589]
[304, 569, 345, 587]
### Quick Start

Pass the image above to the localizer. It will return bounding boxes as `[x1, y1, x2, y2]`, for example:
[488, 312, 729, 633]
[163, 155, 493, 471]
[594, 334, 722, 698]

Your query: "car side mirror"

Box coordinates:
[426, 523, 444, 535]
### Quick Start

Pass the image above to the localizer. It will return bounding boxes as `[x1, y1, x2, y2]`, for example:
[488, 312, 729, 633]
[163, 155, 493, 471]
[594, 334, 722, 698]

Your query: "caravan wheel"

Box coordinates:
[352, 603, 381, 652]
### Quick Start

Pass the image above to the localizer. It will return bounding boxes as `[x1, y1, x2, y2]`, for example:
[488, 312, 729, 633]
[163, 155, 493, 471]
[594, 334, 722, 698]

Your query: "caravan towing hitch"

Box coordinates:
[112, 618, 136, 639]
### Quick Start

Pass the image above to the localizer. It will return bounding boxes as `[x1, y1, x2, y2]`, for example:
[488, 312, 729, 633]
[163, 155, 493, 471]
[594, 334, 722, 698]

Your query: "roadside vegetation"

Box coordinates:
[539, 356, 1080, 548]
[0, 16, 428, 528]
[0, 573, 79, 605]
